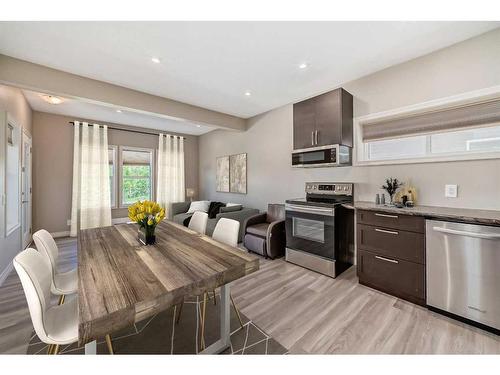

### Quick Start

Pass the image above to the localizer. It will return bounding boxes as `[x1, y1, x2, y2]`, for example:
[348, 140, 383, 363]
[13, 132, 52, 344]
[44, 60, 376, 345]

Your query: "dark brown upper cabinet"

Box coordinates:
[293, 88, 353, 150]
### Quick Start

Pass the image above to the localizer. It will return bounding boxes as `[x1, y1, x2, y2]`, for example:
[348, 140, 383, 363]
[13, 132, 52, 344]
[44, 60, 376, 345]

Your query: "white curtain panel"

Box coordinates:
[156, 134, 185, 211]
[70, 122, 112, 237]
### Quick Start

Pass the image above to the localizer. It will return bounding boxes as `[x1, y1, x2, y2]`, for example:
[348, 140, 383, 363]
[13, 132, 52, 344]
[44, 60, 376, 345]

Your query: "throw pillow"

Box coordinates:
[187, 200, 210, 213]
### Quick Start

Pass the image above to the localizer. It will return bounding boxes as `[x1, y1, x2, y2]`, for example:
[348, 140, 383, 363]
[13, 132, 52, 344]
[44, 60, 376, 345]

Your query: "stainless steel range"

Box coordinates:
[285, 182, 355, 278]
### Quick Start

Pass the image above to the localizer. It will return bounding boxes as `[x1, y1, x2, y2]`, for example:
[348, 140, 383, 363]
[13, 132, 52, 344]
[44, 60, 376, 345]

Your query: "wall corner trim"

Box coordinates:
[0, 262, 14, 287]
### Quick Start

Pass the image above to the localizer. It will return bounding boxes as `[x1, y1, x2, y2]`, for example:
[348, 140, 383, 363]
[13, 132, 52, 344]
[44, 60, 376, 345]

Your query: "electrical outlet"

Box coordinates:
[445, 184, 458, 198]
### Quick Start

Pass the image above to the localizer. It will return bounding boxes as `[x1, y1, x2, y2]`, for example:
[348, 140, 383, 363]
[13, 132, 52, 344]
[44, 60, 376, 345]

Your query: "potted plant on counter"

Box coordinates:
[381, 178, 403, 206]
[128, 200, 165, 245]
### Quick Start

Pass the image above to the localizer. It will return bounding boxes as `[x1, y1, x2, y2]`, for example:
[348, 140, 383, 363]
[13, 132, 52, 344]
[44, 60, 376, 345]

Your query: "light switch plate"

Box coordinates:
[445, 184, 458, 198]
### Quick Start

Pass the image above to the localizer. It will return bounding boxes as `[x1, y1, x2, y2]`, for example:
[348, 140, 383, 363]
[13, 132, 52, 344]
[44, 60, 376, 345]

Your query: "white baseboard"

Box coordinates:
[0, 262, 14, 287]
[50, 231, 70, 238]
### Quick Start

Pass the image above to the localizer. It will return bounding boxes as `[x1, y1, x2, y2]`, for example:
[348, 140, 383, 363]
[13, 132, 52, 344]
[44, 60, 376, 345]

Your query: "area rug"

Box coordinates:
[27, 293, 287, 355]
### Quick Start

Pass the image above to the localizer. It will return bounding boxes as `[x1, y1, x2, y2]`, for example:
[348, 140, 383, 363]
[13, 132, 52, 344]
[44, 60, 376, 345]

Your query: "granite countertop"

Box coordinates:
[352, 201, 500, 226]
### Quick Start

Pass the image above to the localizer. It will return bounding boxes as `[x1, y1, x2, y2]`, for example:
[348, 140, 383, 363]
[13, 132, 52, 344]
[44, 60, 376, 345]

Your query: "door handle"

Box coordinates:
[375, 255, 399, 264]
[375, 228, 399, 235]
[285, 204, 335, 216]
[433, 226, 500, 240]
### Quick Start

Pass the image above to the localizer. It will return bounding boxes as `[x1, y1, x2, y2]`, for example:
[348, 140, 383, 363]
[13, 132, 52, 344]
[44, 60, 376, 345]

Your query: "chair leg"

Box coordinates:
[230, 293, 244, 329]
[175, 300, 184, 325]
[47, 344, 59, 355]
[199, 293, 207, 351]
[105, 334, 114, 354]
[58, 294, 65, 305]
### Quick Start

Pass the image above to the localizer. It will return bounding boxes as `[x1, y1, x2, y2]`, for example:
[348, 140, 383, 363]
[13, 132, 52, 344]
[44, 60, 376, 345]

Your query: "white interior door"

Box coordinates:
[21, 132, 32, 248]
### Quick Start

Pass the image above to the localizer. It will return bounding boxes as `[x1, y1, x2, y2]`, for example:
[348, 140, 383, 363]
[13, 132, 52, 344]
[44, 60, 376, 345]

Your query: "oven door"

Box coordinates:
[285, 204, 335, 259]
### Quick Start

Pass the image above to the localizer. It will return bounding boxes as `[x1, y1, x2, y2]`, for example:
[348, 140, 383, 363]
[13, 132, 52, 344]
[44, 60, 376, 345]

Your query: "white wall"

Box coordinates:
[0, 85, 32, 284]
[199, 29, 500, 211]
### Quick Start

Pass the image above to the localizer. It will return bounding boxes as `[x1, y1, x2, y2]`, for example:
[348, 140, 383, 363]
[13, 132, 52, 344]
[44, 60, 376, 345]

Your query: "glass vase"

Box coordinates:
[138, 225, 156, 245]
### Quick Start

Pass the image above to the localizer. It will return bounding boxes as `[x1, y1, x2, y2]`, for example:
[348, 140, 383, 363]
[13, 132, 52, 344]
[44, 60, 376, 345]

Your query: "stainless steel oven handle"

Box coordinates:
[432, 226, 500, 240]
[286, 204, 334, 216]
[311, 131, 314, 146]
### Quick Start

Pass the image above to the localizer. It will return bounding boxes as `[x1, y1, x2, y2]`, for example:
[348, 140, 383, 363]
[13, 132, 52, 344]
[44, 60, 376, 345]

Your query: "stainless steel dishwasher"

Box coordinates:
[426, 220, 500, 330]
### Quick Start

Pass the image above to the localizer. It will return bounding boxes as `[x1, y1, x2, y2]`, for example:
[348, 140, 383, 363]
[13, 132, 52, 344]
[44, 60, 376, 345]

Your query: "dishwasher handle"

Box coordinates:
[433, 226, 500, 240]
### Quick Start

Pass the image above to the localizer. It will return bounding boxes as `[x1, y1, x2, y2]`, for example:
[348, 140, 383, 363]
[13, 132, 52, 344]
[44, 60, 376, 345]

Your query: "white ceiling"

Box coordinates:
[1, 22, 498, 118]
[22, 90, 214, 135]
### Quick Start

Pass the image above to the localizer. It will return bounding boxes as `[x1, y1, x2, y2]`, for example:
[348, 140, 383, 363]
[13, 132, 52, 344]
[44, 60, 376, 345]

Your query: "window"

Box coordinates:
[363, 125, 500, 163]
[4, 118, 21, 236]
[120, 147, 154, 207]
[357, 89, 500, 165]
[108, 146, 117, 208]
[366, 136, 427, 161]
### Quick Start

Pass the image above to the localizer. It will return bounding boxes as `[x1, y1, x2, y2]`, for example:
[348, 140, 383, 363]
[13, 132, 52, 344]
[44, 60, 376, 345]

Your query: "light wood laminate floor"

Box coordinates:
[231, 257, 500, 354]
[1, 237, 499, 354]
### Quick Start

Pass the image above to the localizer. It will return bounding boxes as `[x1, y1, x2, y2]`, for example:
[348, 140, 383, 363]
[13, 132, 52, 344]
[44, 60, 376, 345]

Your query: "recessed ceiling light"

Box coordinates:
[116, 109, 122, 113]
[41, 95, 64, 105]
[244, 91, 251, 96]
[151, 57, 161, 64]
[299, 63, 308, 69]
[196, 125, 201, 128]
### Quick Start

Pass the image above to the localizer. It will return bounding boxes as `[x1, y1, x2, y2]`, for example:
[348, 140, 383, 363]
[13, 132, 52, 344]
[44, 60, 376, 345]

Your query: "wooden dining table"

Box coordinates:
[77, 220, 259, 354]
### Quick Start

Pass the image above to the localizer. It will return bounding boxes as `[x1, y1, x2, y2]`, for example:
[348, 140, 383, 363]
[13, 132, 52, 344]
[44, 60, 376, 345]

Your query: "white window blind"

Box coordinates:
[361, 98, 500, 142]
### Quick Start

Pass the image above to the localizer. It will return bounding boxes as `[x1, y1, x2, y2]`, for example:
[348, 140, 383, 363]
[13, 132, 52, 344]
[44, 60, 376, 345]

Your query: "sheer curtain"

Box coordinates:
[156, 134, 185, 211]
[70, 121, 112, 237]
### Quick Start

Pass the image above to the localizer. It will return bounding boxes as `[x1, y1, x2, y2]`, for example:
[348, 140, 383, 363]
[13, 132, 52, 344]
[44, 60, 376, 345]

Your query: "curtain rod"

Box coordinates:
[68, 121, 186, 139]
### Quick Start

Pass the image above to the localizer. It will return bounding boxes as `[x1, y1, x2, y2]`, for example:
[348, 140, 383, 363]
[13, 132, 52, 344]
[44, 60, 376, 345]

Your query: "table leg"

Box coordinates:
[199, 284, 230, 354]
[85, 340, 97, 355]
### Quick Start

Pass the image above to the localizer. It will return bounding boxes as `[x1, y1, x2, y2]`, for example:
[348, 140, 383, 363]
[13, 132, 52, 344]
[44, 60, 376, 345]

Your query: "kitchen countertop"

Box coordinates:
[351, 201, 500, 226]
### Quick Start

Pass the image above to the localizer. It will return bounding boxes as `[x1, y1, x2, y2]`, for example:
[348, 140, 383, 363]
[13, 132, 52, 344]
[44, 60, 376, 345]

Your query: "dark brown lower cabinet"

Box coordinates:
[356, 209, 426, 306]
[358, 249, 425, 306]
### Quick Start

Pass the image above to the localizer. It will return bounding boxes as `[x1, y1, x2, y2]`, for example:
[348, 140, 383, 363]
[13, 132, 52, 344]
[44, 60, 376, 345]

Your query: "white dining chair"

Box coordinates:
[13, 248, 79, 355]
[212, 218, 240, 247]
[33, 229, 77, 302]
[29, 232, 115, 354]
[198, 218, 243, 350]
[188, 211, 209, 235]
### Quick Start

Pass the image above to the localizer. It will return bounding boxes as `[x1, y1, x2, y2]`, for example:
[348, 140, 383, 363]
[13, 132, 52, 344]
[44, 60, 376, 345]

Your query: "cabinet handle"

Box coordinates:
[311, 131, 314, 146]
[375, 213, 398, 219]
[375, 255, 399, 264]
[375, 228, 399, 235]
[315, 130, 318, 145]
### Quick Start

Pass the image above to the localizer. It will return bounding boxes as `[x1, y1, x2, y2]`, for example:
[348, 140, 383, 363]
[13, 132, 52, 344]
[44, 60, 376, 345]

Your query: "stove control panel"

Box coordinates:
[305, 182, 353, 196]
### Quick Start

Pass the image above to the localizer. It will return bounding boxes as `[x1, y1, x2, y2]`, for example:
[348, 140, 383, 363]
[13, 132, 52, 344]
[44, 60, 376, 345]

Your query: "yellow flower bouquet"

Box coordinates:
[128, 200, 165, 245]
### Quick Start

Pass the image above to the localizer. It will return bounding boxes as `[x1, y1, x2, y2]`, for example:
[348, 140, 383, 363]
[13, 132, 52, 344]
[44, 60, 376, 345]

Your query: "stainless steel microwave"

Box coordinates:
[292, 144, 352, 168]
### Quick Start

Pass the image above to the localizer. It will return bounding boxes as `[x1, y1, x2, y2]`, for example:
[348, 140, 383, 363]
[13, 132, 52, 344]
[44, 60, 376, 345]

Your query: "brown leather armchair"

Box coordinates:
[242, 204, 285, 259]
